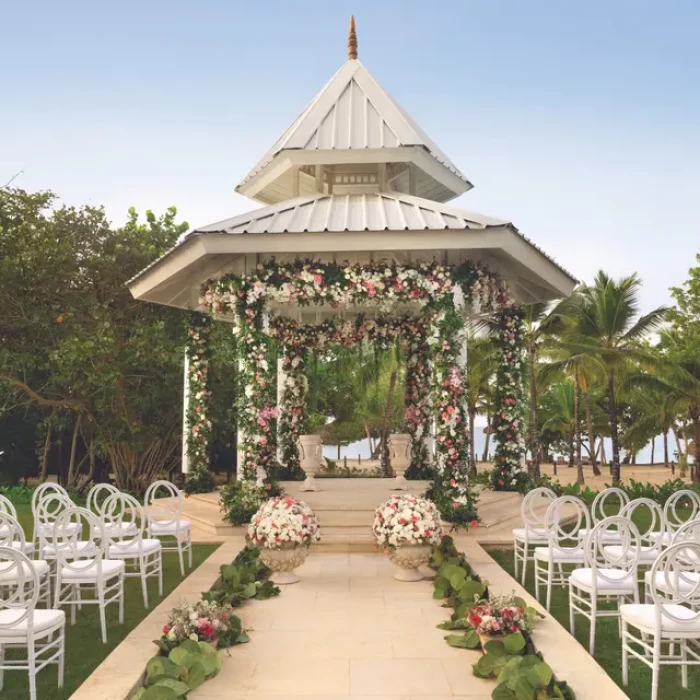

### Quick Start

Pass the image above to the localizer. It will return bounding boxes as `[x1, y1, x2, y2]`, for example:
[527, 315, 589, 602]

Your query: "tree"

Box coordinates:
[565, 272, 667, 484]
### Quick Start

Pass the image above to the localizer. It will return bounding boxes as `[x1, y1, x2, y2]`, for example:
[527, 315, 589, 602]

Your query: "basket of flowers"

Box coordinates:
[247, 496, 321, 584]
[372, 494, 443, 581]
[160, 600, 244, 650]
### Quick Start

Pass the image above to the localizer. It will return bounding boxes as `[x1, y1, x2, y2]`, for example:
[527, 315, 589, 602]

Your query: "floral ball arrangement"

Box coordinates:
[247, 496, 321, 549]
[468, 593, 539, 638]
[372, 494, 443, 551]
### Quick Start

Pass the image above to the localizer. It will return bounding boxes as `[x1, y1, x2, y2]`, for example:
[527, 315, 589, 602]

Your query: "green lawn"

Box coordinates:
[3, 503, 219, 700]
[487, 542, 700, 700]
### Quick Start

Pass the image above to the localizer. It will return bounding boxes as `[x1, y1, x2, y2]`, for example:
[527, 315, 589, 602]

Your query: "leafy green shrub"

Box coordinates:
[219, 479, 282, 525]
[424, 478, 479, 529]
[183, 469, 216, 495]
[203, 546, 280, 607]
[0, 484, 35, 504]
[133, 640, 223, 699]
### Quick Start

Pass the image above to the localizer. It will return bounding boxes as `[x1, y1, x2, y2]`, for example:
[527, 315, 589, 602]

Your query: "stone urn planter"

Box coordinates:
[388, 433, 411, 490]
[297, 434, 323, 491]
[259, 544, 309, 585]
[388, 543, 432, 582]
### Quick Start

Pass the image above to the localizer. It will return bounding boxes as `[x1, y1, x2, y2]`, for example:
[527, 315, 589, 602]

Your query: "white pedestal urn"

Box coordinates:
[372, 494, 443, 583]
[297, 434, 323, 492]
[248, 496, 321, 585]
[388, 433, 412, 490]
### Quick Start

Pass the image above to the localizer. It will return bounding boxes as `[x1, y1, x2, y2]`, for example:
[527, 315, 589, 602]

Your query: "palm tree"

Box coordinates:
[541, 379, 576, 470]
[464, 333, 497, 475]
[567, 272, 667, 484]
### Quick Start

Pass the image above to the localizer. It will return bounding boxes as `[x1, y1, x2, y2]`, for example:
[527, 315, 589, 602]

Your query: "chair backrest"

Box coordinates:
[649, 541, 700, 628]
[584, 515, 641, 584]
[102, 491, 147, 548]
[86, 483, 120, 517]
[521, 487, 557, 531]
[0, 547, 40, 634]
[0, 513, 26, 549]
[620, 498, 665, 551]
[144, 480, 183, 527]
[591, 487, 630, 525]
[31, 482, 69, 518]
[51, 507, 105, 575]
[671, 518, 700, 545]
[0, 493, 18, 521]
[664, 489, 700, 533]
[544, 495, 590, 552]
[36, 492, 74, 533]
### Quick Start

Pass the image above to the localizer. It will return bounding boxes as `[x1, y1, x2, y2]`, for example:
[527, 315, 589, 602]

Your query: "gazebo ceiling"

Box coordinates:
[129, 17, 577, 314]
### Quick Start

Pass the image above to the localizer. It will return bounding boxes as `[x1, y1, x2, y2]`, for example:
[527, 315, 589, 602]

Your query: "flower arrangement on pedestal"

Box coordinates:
[248, 496, 321, 584]
[373, 494, 443, 581]
[161, 600, 244, 650]
[492, 307, 527, 491]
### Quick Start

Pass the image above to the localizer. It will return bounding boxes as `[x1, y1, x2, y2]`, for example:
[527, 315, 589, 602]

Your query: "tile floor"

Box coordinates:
[189, 552, 493, 699]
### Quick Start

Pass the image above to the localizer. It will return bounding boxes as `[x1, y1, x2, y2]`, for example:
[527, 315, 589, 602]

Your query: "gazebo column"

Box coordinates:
[276, 354, 287, 465]
[277, 344, 307, 478]
[181, 348, 190, 474]
[404, 325, 432, 476]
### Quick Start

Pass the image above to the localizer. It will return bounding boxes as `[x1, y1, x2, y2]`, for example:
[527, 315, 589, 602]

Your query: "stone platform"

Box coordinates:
[175, 479, 526, 549]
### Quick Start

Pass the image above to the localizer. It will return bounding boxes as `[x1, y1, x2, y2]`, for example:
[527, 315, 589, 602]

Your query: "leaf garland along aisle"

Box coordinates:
[429, 536, 575, 700]
[491, 307, 528, 492]
[184, 312, 215, 491]
[198, 258, 525, 490]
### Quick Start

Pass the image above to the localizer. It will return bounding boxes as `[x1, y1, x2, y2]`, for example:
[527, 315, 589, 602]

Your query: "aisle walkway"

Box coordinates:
[191, 552, 492, 699]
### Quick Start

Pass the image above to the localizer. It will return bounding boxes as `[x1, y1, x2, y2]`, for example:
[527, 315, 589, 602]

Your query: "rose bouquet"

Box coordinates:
[372, 494, 442, 550]
[161, 600, 243, 650]
[247, 496, 321, 549]
[468, 592, 540, 639]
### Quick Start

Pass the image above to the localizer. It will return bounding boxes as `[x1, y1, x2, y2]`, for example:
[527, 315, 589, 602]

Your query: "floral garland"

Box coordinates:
[404, 326, 433, 477]
[277, 344, 307, 478]
[184, 313, 214, 490]
[491, 307, 527, 491]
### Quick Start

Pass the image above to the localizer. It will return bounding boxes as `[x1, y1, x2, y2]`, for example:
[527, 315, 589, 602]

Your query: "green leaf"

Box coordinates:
[140, 687, 179, 700]
[444, 630, 480, 649]
[243, 582, 258, 598]
[236, 631, 251, 644]
[513, 676, 536, 700]
[168, 646, 190, 667]
[484, 640, 506, 656]
[152, 678, 190, 695]
[504, 633, 526, 655]
[438, 619, 470, 630]
[185, 660, 207, 690]
[456, 578, 485, 603]
[132, 689, 146, 700]
[492, 683, 517, 700]
[526, 662, 553, 689]
[145, 657, 166, 684]
[497, 656, 524, 686]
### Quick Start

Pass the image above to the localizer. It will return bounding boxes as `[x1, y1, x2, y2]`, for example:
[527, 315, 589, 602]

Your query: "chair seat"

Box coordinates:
[108, 539, 161, 557]
[43, 540, 99, 558]
[570, 567, 636, 593]
[620, 603, 700, 636]
[0, 560, 50, 584]
[150, 519, 190, 535]
[96, 522, 139, 537]
[8, 541, 35, 555]
[577, 528, 623, 543]
[534, 546, 586, 563]
[37, 522, 80, 536]
[648, 532, 673, 546]
[60, 559, 125, 581]
[512, 527, 549, 542]
[0, 609, 65, 638]
[644, 570, 700, 595]
[604, 545, 660, 564]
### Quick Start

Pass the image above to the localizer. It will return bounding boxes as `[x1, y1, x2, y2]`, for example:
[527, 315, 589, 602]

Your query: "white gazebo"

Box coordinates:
[129, 17, 576, 500]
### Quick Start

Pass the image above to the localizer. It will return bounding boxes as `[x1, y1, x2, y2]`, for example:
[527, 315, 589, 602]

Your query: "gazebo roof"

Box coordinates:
[235, 56, 471, 204]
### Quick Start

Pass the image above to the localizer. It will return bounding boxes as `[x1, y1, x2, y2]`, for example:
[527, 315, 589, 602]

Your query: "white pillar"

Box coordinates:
[181, 349, 190, 474]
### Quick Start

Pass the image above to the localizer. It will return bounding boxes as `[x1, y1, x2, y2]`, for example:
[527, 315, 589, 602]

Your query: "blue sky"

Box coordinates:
[3, 1, 699, 310]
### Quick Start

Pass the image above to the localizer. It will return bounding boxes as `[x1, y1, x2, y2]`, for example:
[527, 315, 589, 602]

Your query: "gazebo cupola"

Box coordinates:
[236, 17, 472, 206]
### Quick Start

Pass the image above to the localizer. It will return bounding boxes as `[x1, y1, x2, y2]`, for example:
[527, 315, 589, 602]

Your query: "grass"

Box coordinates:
[487, 506, 700, 700]
[3, 502, 219, 700]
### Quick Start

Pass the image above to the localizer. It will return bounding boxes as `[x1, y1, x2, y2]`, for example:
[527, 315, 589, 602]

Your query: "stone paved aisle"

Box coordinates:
[190, 552, 493, 699]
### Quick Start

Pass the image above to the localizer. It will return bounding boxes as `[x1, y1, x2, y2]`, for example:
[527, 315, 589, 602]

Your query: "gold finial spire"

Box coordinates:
[348, 15, 358, 60]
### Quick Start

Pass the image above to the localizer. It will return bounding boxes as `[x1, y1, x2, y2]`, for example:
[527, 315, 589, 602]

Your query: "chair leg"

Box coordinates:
[187, 529, 192, 569]
[513, 541, 519, 579]
[70, 585, 77, 625]
[58, 626, 65, 687]
[158, 551, 163, 597]
[589, 598, 597, 655]
[569, 583, 575, 635]
[139, 555, 149, 608]
[119, 574, 125, 625]
[546, 561, 553, 612]
[534, 558, 540, 601]
[621, 621, 629, 686]
[682, 640, 688, 688]
[177, 535, 185, 577]
[98, 581, 108, 644]
[521, 542, 529, 585]
[28, 636, 37, 700]
[651, 632, 661, 700]
[0, 643, 4, 690]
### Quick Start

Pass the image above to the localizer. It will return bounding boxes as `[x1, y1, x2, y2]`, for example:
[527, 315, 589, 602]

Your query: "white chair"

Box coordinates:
[0, 496, 33, 556]
[512, 487, 556, 585]
[605, 498, 666, 581]
[103, 492, 163, 608]
[52, 507, 125, 644]
[577, 487, 630, 543]
[657, 490, 700, 546]
[30, 483, 70, 549]
[534, 495, 590, 611]
[144, 480, 192, 576]
[0, 515, 51, 607]
[0, 547, 65, 700]
[621, 541, 700, 700]
[89, 484, 138, 539]
[569, 515, 641, 654]
[645, 520, 700, 601]
[34, 492, 81, 560]
[86, 483, 120, 515]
